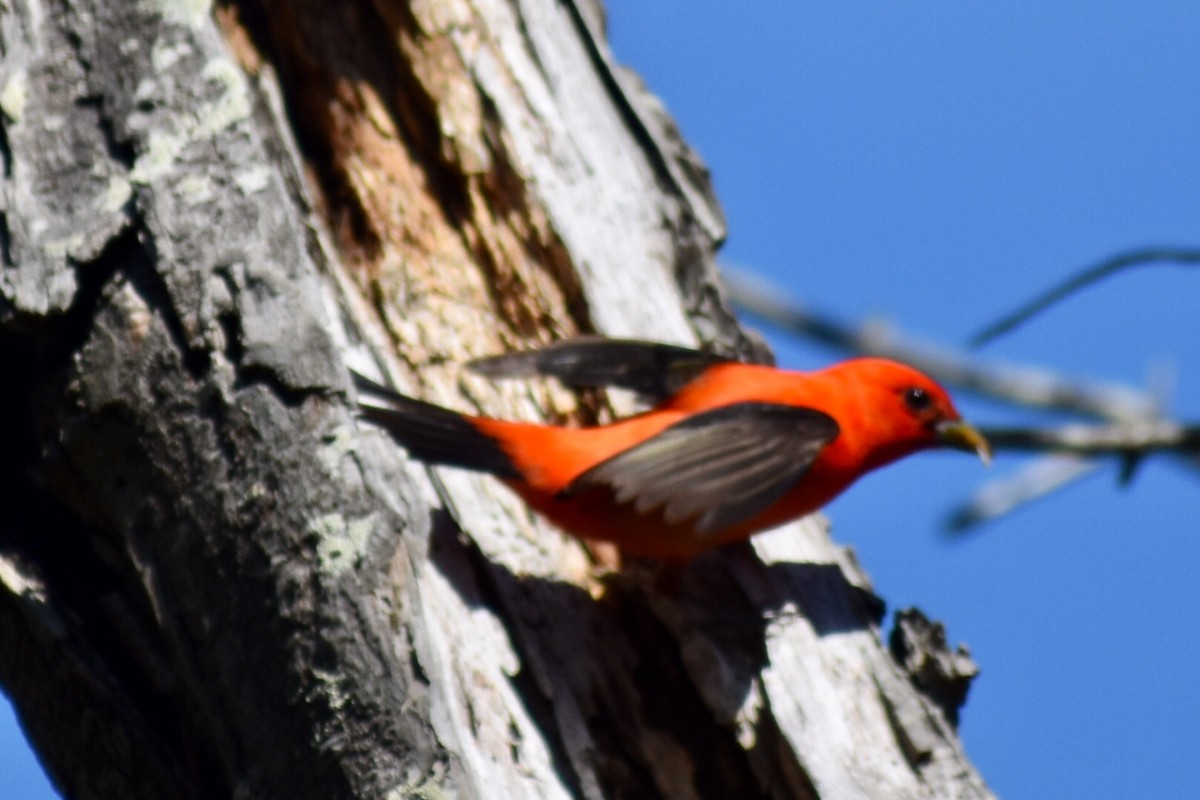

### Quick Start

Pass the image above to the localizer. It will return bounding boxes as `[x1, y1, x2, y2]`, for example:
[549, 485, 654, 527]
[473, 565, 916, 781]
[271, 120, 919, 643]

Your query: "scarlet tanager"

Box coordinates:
[354, 338, 990, 560]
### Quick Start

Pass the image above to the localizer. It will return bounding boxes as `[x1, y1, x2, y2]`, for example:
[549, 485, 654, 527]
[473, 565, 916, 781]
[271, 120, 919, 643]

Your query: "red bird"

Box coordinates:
[355, 339, 990, 560]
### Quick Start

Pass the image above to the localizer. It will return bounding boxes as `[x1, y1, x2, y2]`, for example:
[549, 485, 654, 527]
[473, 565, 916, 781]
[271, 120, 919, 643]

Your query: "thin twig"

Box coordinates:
[968, 247, 1200, 348]
[980, 422, 1200, 457]
[948, 422, 1200, 533]
[945, 458, 1102, 533]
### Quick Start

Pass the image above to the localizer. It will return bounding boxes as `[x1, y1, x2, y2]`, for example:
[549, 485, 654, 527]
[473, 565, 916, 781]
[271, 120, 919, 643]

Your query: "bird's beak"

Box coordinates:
[935, 420, 992, 466]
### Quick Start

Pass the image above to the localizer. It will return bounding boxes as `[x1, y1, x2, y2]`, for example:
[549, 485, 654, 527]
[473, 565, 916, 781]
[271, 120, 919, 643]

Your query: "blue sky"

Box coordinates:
[4, 3, 1200, 797]
[602, 3, 1200, 799]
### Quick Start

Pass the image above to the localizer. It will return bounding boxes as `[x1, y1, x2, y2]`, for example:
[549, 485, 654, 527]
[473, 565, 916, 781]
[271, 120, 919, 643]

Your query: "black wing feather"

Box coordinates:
[563, 402, 840, 535]
[467, 337, 734, 402]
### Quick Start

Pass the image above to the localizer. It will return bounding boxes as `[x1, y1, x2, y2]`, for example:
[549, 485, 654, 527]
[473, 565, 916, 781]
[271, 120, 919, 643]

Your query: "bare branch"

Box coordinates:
[721, 267, 1158, 422]
[945, 457, 1102, 533]
[968, 247, 1200, 348]
[980, 422, 1200, 457]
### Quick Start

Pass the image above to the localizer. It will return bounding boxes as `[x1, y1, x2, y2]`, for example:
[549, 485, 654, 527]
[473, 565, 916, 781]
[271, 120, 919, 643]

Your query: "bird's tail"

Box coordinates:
[351, 371, 521, 480]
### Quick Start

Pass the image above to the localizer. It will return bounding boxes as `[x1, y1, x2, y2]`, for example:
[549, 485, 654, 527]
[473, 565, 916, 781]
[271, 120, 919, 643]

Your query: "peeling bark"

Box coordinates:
[0, 1, 993, 798]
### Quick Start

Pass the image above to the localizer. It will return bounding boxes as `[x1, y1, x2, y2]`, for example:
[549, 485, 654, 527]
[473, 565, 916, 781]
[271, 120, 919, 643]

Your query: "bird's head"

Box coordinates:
[827, 358, 991, 470]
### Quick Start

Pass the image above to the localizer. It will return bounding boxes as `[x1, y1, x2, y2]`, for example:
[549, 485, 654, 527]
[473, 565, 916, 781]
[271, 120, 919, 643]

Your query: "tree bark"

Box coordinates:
[0, 1, 993, 798]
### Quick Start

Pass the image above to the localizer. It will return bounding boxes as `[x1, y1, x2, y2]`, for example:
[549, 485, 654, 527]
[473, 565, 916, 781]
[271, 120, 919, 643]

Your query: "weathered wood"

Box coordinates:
[0, 0, 993, 798]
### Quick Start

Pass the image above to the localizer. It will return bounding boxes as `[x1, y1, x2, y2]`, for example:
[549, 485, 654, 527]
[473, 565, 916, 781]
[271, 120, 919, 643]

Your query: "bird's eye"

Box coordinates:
[904, 387, 933, 412]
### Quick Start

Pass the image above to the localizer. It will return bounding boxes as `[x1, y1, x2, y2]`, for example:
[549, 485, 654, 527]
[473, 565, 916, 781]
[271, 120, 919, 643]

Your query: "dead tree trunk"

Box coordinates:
[0, 1, 992, 797]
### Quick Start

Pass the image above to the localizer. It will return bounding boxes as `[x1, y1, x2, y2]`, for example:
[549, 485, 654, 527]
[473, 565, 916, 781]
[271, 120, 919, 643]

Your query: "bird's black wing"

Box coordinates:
[467, 337, 735, 402]
[563, 402, 840, 535]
